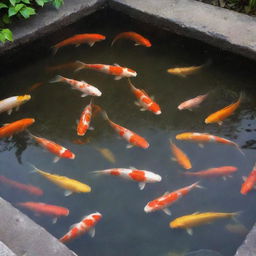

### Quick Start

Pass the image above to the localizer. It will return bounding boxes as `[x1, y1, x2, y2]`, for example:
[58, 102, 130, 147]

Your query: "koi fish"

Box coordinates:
[184, 166, 237, 179]
[17, 202, 69, 223]
[28, 132, 75, 163]
[101, 111, 149, 149]
[170, 211, 240, 235]
[240, 163, 256, 195]
[30, 164, 91, 196]
[46, 62, 79, 73]
[94, 146, 116, 163]
[77, 100, 93, 136]
[170, 139, 191, 170]
[175, 132, 243, 154]
[0, 118, 35, 139]
[225, 223, 248, 235]
[0, 175, 43, 196]
[50, 75, 102, 97]
[52, 33, 106, 54]
[0, 95, 31, 115]
[111, 31, 151, 47]
[128, 79, 161, 115]
[75, 61, 137, 80]
[177, 93, 208, 111]
[144, 182, 202, 215]
[59, 212, 102, 243]
[93, 168, 161, 190]
[27, 82, 43, 92]
[72, 137, 91, 145]
[205, 93, 242, 125]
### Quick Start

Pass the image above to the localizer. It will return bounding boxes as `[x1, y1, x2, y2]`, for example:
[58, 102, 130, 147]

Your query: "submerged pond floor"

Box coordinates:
[1, 9, 256, 256]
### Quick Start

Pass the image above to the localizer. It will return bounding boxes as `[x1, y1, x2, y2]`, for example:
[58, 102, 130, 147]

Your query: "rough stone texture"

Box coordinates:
[235, 224, 256, 256]
[0, 0, 106, 56]
[109, 0, 256, 61]
[0, 197, 76, 256]
[0, 242, 16, 256]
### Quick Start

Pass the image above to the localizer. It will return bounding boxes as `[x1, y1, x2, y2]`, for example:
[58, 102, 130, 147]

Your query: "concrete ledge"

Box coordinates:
[0, 197, 76, 256]
[109, 0, 256, 61]
[0, 242, 17, 256]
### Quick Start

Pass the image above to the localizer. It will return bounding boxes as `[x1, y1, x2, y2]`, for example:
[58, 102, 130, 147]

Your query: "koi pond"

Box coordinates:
[1, 9, 256, 256]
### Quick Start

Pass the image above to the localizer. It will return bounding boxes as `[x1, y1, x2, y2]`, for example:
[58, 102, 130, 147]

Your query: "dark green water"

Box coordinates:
[1, 9, 256, 256]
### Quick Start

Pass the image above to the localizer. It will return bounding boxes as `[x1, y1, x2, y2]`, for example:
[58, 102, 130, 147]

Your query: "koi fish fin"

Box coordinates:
[74, 61, 87, 72]
[222, 176, 227, 181]
[70, 223, 78, 230]
[192, 212, 200, 215]
[162, 208, 171, 216]
[134, 43, 140, 46]
[129, 166, 136, 169]
[235, 144, 245, 156]
[198, 143, 204, 148]
[88, 126, 94, 131]
[114, 63, 120, 66]
[88, 227, 95, 238]
[139, 182, 146, 190]
[7, 109, 12, 115]
[101, 110, 109, 121]
[218, 121, 223, 125]
[171, 157, 177, 162]
[134, 101, 140, 107]
[76, 120, 79, 125]
[141, 89, 151, 98]
[16, 106, 20, 111]
[51, 46, 59, 55]
[49, 75, 64, 83]
[64, 190, 73, 197]
[195, 182, 205, 189]
[114, 76, 122, 80]
[186, 228, 193, 236]
[52, 217, 58, 224]
[81, 94, 89, 98]
[27, 163, 41, 173]
[88, 42, 95, 47]
[163, 191, 170, 195]
[242, 176, 247, 182]
[75, 44, 80, 47]
[140, 108, 147, 112]
[53, 156, 60, 163]
[126, 144, 134, 149]
[231, 212, 242, 222]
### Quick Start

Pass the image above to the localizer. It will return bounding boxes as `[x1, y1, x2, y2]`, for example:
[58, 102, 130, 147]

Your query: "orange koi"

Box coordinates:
[102, 111, 149, 149]
[144, 182, 202, 215]
[178, 93, 208, 111]
[240, 163, 256, 195]
[170, 139, 191, 170]
[111, 31, 151, 47]
[52, 33, 106, 54]
[77, 100, 93, 136]
[45, 62, 79, 73]
[28, 132, 75, 163]
[59, 212, 102, 243]
[72, 137, 91, 145]
[27, 82, 43, 92]
[0, 118, 35, 139]
[0, 175, 43, 196]
[75, 61, 137, 80]
[205, 93, 242, 125]
[128, 79, 161, 115]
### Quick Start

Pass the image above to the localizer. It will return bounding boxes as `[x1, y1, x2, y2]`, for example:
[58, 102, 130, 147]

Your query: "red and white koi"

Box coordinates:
[93, 168, 161, 190]
[50, 75, 102, 97]
[144, 182, 202, 215]
[59, 212, 102, 243]
[240, 163, 256, 195]
[101, 111, 149, 149]
[177, 93, 208, 111]
[128, 79, 161, 115]
[0, 95, 31, 115]
[28, 132, 75, 163]
[77, 100, 93, 136]
[75, 61, 137, 80]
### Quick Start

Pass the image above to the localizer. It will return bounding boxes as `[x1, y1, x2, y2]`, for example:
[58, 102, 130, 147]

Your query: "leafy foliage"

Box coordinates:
[0, 0, 64, 44]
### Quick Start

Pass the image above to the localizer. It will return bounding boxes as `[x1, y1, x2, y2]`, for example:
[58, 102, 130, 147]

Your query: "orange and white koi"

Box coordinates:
[50, 75, 102, 97]
[93, 168, 161, 190]
[0, 118, 35, 139]
[28, 132, 75, 163]
[144, 182, 202, 215]
[178, 93, 208, 111]
[185, 166, 237, 179]
[205, 93, 242, 125]
[0, 95, 31, 115]
[240, 163, 256, 195]
[102, 111, 149, 149]
[77, 100, 93, 136]
[52, 33, 106, 54]
[75, 61, 137, 80]
[0, 175, 43, 196]
[111, 31, 151, 47]
[175, 132, 243, 154]
[17, 202, 69, 223]
[128, 79, 161, 115]
[170, 139, 191, 170]
[59, 212, 102, 243]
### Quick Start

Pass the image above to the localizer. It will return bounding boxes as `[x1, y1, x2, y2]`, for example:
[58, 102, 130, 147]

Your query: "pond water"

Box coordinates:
[0, 9, 256, 256]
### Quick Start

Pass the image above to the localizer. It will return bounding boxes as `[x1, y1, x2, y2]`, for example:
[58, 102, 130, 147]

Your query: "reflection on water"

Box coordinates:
[0, 9, 256, 256]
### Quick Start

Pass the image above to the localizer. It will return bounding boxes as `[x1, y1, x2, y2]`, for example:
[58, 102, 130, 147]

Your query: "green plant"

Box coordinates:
[0, 0, 64, 44]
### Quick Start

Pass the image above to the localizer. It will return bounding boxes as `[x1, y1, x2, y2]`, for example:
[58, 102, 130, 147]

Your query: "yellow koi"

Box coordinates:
[170, 211, 240, 235]
[31, 165, 91, 196]
[94, 146, 116, 163]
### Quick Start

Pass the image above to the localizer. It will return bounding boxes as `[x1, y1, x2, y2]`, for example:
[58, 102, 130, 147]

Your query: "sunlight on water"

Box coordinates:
[0, 9, 256, 256]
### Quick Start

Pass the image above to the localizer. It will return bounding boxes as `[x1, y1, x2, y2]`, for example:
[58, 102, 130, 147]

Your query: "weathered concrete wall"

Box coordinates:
[0, 197, 76, 256]
[109, 0, 256, 61]
[0, 242, 16, 256]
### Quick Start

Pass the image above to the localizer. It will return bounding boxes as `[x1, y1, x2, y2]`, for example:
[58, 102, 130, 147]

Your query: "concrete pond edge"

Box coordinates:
[0, 0, 256, 255]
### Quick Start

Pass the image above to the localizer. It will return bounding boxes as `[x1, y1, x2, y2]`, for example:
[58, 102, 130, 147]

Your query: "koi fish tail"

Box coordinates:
[193, 181, 205, 189]
[111, 38, 117, 47]
[127, 78, 136, 90]
[27, 162, 41, 174]
[92, 104, 102, 118]
[231, 211, 242, 222]
[235, 144, 245, 156]
[74, 61, 87, 72]
[101, 110, 109, 121]
[51, 45, 59, 55]
[91, 170, 105, 176]
[49, 75, 65, 84]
